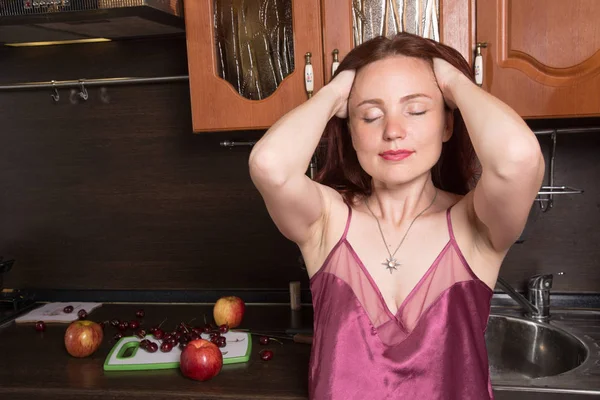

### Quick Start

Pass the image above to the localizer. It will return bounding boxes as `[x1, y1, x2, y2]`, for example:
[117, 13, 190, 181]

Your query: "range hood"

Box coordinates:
[0, 0, 184, 45]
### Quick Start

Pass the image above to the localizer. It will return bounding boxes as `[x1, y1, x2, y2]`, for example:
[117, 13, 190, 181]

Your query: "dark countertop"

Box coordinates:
[0, 303, 315, 400]
[1, 302, 600, 400]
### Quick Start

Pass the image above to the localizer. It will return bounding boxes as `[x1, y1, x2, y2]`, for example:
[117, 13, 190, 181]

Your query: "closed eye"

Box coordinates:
[409, 111, 427, 116]
[363, 117, 381, 123]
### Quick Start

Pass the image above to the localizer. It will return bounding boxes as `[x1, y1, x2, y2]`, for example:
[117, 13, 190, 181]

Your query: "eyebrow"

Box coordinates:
[355, 93, 432, 107]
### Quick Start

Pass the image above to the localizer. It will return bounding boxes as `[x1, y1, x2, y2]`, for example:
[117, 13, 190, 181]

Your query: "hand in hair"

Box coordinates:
[432, 58, 466, 110]
[328, 70, 356, 119]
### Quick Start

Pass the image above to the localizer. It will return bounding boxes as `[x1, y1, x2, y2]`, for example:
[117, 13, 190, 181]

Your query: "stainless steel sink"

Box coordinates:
[485, 314, 588, 379]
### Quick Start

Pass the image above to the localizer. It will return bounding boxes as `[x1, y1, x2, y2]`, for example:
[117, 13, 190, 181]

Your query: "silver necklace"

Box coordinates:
[364, 189, 438, 274]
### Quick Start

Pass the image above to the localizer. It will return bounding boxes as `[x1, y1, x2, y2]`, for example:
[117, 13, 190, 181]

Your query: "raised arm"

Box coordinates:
[248, 71, 355, 245]
[434, 59, 545, 252]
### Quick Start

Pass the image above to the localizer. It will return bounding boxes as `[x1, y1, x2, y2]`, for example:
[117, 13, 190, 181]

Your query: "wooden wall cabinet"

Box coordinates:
[184, 0, 324, 132]
[185, 0, 471, 133]
[321, 0, 473, 82]
[184, 0, 598, 132]
[476, 0, 600, 118]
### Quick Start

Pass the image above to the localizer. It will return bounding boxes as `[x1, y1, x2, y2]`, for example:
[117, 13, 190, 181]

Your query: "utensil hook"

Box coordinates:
[50, 80, 60, 102]
[78, 79, 88, 101]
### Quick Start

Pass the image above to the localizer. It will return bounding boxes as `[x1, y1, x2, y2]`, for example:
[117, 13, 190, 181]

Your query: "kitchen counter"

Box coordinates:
[0, 303, 315, 400]
[0, 302, 599, 400]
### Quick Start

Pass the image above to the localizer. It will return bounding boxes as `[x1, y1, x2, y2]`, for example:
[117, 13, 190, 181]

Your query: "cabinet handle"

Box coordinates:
[474, 42, 487, 86]
[304, 52, 314, 98]
[331, 49, 340, 78]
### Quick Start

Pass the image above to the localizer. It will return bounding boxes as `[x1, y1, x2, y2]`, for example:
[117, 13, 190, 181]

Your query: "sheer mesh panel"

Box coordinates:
[320, 241, 391, 328]
[320, 240, 477, 346]
[398, 244, 475, 331]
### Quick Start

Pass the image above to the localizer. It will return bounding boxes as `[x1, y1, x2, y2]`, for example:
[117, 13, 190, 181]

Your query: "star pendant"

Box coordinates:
[382, 257, 400, 274]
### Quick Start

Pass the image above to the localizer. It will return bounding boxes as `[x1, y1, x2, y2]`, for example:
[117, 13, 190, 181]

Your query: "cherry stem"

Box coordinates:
[270, 338, 283, 345]
[157, 318, 167, 329]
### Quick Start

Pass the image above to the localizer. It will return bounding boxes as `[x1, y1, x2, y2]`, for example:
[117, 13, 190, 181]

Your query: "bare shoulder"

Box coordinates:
[300, 184, 351, 278]
[448, 191, 507, 290]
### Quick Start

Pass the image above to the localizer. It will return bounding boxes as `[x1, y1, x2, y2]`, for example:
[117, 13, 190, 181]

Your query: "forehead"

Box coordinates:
[350, 56, 438, 99]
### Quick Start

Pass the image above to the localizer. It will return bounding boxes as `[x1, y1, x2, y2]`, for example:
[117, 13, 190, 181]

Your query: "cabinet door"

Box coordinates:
[477, 0, 600, 118]
[185, 0, 324, 132]
[321, 0, 468, 83]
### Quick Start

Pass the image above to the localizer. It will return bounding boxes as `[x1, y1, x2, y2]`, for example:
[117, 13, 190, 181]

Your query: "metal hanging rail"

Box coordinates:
[533, 126, 600, 135]
[534, 130, 585, 211]
[0, 75, 189, 91]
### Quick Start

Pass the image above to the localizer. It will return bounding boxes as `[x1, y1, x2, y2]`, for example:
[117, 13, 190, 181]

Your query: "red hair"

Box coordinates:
[315, 32, 479, 204]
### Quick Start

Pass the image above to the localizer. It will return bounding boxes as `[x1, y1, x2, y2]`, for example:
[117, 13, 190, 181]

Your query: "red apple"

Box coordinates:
[180, 339, 223, 381]
[64, 320, 103, 358]
[213, 296, 245, 328]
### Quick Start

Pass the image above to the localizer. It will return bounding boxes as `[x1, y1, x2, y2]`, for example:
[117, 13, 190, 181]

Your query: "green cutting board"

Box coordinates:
[103, 331, 252, 371]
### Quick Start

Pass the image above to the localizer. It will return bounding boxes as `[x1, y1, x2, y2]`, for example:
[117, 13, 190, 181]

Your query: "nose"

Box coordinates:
[383, 116, 407, 141]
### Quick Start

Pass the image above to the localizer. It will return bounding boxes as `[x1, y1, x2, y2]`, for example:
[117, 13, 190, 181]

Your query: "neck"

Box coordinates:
[366, 174, 438, 226]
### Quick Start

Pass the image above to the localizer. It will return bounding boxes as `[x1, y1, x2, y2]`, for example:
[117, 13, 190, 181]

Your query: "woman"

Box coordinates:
[249, 33, 544, 399]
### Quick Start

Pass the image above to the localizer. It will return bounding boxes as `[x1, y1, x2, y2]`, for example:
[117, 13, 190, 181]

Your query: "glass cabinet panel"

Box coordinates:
[213, 0, 295, 100]
[351, 0, 440, 46]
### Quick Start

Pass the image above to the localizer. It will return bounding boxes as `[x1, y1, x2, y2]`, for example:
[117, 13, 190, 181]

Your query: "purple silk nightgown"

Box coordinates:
[308, 205, 494, 399]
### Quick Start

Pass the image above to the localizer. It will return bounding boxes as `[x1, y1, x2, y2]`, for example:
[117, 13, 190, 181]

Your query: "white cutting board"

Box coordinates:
[103, 331, 252, 371]
[15, 302, 102, 323]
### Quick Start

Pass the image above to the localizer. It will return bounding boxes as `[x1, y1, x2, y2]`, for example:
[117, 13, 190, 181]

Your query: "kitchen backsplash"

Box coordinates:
[0, 36, 598, 293]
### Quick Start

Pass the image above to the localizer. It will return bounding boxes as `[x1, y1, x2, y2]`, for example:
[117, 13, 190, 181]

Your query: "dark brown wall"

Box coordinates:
[0, 36, 598, 293]
[0, 36, 304, 291]
[500, 129, 600, 293]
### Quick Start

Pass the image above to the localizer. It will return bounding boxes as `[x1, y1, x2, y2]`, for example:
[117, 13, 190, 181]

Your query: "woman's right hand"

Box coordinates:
[327, 70, 356, 119]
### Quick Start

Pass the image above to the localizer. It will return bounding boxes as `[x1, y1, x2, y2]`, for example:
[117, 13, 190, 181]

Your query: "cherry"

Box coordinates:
[189, 332, 200, 341]
[192, 327, 202, 335]
[149, 326, 158, 334]
[260, 349, 274, 361]
[110, 319, 120, 327]
[163, 334, 173, 343]
[217, 337, 226, 348]
[203, 324, 212, 333]
[219, 324, 229, 334]
[77, 309, 88, 320]
[209, 332, 220, 339]
[153, 329, 164, 340]
[129, 320, 140, 330]
[34, 321, 46, 332]
[179, 341, 188, 350]
[135, 329, 147, 339]
[259, 336, 270, 345]
[168, 337, 177, 346]
[135, 309, 145, 318]
[118, 321, 128, 332]
[139, 339, 150, 349]
[113, 332, 124, 341]
[146, 342, 158, 353]
[210, 336, 219, 345]
[63, 305, 74, 313]
[160, 342, 173, 352]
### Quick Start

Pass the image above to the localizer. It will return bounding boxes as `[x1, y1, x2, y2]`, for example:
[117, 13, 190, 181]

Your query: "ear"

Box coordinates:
[442, 110, 454, 142]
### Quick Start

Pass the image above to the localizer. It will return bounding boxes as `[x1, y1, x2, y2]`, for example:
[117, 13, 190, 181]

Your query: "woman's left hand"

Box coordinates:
[432, 58, 465, 110]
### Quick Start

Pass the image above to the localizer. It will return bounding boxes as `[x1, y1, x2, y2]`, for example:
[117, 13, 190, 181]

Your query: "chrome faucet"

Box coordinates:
[496, 274, 554, 322]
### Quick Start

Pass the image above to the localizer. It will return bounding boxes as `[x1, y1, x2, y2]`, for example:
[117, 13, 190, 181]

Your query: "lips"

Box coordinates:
[379, 150, 414, 161]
